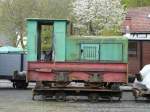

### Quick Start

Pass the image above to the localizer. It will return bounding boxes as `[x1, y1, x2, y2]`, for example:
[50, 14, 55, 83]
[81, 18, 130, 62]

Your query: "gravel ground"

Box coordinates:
[0, 80, 150, 112]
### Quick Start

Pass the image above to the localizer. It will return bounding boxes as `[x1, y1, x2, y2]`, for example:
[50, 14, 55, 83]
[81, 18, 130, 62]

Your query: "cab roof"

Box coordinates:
[27, 18, 69, 25]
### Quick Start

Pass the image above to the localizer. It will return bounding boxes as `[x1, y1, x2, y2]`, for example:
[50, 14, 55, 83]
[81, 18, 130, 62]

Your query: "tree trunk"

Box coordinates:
[89, 21, 96, 35]
[20, 31, 25, 49]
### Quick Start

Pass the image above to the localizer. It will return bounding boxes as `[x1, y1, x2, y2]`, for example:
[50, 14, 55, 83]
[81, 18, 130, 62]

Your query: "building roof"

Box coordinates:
[122, 7, 150, 33]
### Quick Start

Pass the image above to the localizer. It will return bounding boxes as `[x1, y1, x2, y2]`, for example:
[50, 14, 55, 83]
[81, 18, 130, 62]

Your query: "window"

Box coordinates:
[128, 41, 137, 56]
[81, 44, 99, 60]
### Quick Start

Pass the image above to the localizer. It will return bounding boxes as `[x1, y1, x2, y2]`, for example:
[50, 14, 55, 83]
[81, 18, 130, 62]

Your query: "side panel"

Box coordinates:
[0, 54, 21, 76]
[100, 43, 123, 61]
[27, 21, 38, 61]
[66, 37, 80, 60]
[54, 21, 66, 61]
[66, 37, 128, 63]
[27, 62, 128, 83]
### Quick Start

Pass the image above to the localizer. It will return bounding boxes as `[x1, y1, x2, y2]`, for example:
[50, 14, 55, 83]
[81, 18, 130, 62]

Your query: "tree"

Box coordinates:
[0, 0, 38, 48]
[0, 0, 72, 49]
[71, 0, 125, 35]
[122, 0, 150, 8]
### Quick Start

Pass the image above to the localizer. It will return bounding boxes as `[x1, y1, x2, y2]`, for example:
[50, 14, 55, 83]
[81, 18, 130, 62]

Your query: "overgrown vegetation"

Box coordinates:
[122, 0, 150, 8]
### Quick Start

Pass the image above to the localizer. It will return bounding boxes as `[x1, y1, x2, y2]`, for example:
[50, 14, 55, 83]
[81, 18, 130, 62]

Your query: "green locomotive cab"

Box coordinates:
[27, 18, 69, 62]
[27, 18, 128, 63]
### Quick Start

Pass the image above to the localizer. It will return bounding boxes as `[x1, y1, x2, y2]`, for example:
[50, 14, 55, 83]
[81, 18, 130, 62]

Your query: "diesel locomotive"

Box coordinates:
[27, 18, 128, 101]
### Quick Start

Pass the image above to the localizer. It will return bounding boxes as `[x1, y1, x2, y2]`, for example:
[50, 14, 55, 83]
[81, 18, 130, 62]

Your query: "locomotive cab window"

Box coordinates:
[40, 25, 53, 61]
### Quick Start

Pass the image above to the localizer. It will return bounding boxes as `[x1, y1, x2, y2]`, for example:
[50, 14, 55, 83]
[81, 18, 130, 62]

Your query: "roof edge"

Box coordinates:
[26, 18, 70, 23]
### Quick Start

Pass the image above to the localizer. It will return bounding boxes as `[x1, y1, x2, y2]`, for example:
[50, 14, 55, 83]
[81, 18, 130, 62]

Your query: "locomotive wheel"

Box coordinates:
[55, 92, 66, 101]
[88, 93, 99, 102]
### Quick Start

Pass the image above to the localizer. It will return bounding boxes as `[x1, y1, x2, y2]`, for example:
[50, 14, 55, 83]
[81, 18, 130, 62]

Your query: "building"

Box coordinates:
[122, 7, 150, 75]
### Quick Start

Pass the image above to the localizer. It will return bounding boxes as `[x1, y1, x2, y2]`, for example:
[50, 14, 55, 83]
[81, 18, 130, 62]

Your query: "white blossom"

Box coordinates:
[72, 0, 125, 35]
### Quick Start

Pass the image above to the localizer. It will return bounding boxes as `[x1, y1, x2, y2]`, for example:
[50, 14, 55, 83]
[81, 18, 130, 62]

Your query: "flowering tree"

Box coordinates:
[72, 0, 125, 35]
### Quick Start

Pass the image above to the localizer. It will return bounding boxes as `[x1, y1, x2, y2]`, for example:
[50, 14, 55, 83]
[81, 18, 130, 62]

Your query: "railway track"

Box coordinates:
[0, 88, 150, 112]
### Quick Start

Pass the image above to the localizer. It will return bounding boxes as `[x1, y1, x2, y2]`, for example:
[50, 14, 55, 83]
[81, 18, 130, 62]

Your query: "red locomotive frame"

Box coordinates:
[28, 61, 128, 83]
